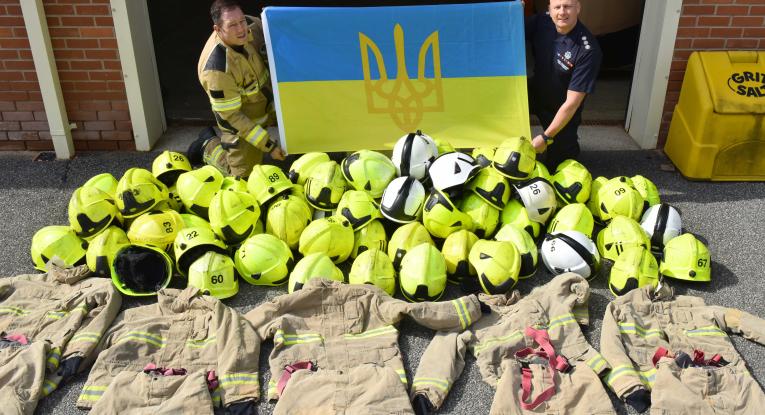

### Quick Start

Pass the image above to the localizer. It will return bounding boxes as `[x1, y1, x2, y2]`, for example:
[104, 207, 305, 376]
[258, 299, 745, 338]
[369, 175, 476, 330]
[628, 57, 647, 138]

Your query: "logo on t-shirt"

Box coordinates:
[727, 71, 765, 98]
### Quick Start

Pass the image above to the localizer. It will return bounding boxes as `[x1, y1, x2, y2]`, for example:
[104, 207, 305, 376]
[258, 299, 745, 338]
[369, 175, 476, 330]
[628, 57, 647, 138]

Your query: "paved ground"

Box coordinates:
[2, 125, 764, 414]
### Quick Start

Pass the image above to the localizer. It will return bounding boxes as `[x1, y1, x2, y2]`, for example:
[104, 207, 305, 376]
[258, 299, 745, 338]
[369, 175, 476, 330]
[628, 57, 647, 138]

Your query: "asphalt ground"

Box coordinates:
[2, 126, 764, 414]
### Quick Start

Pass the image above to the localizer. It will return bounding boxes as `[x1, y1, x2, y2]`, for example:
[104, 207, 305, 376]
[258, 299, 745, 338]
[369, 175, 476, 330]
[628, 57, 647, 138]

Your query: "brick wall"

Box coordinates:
[0, 0, 133, 152]
[659, 0, 765, 147]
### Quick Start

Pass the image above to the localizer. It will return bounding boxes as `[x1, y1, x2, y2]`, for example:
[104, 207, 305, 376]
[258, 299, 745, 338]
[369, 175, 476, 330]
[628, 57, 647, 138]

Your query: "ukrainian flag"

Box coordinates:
[263, 2, 529, 153]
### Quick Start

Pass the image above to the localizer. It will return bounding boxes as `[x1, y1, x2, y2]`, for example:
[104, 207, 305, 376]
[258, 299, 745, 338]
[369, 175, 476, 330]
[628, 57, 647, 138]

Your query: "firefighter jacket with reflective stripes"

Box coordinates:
[197, 16, 273, 152]
[244, 278, 483, 405]
[600, 283, 765, 401]
[76, 287, 259, 409]
[411, 273, 612, 411]
[0, 261, 121, 398]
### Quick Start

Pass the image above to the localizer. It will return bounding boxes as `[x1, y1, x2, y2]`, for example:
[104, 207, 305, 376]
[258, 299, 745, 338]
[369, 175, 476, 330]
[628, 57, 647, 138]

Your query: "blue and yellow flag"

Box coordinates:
[263, 2, 529, 153]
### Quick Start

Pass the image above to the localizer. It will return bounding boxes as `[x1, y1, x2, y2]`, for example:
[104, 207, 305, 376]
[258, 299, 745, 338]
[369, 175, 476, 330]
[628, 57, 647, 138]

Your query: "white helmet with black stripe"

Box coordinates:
[391, 130, 438, 180]
[428, 151, 481, 194]
[640, 203, 682, 249]
[379, 176, 426, 224]
[540, 230, 601, 280]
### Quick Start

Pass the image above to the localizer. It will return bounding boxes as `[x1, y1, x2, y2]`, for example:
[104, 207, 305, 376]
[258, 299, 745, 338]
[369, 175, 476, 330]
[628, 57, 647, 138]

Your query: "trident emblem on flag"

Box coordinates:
[359, 24, 444, 132]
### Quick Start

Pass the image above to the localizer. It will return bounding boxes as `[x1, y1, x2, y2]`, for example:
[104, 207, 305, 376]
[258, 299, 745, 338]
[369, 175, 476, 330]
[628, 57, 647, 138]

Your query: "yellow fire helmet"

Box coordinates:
[288, 252, 345, 293]
[86, 226, 130, 278]
[235, 233, 294, 286]
[465, 167, 511, 210]
[547, 203, 595, 238]
[220, 176, 248, 193]
[83, 172, 118, 199]
[127, 209, 185, 251]
[348, 248, 396, 296]
[208, 190, 261, 245]
[469, 239, 520, 294]
[492, 136, 536, 181]
[630, 174, 661, 211]
[596, 215, 651, 263]
[111, 244, 173, 296]
[31, 225, 87, 272]
[341, 150, 397, 199]
[388, 221, 434, 270]
[399, 243, 447, 302]
[441, 229, 479, 285]
[298, 215, 355, 264]
[609, 246, 659, 296]
[660, 233, 711, 282]
[597, 176, 645, 222]
[187, 251, 239, 300]
[459, 192, 500, 239]
[351, 219, 388, 259]
[289, 152, 331, 185]
[266, 195, 313, 250]
[529, 161, 553, 184]
[433, 137, 455, 155]
[68, 186, 119, 240]
[494, 224, 538, 279]
[175, 165, 224, 219]
[179, 213, 212, 230]
[115, 168, 170, 219]
[552, 159, 592, 205]
[165, 184, 184, 212]
[471, 147, 495, 168]
[303, 160, 348, 211]
[500, 199, 543, 240]
[247, 164, 293, 206]
[152, 150, 192, 187]
[173, 226, 228, 277]
[336, 190, 382, 230]
[587, 176, 609, 221]
[422, 189, 473, 240]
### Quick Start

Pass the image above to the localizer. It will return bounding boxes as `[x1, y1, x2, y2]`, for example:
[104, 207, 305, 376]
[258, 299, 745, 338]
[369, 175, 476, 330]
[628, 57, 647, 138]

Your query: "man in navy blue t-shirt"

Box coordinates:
[525, 0, 602, 170]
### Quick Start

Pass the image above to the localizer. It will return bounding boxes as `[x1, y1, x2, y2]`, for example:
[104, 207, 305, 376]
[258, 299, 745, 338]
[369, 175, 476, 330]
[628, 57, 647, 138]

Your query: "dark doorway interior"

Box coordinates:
[149, 1, 643, 124]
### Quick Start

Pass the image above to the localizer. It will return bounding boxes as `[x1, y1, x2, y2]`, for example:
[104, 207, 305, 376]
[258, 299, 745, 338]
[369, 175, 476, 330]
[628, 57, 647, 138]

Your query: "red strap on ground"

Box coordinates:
[652, 347, 670, 367]
[3, 333, 29, 345]
[276, 361, 314, 396]
[514, 327, 563, 410]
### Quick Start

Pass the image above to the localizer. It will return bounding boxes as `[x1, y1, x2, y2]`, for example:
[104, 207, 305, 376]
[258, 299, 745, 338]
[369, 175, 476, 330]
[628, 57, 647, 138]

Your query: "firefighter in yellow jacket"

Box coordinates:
[189, 0, 285, 178]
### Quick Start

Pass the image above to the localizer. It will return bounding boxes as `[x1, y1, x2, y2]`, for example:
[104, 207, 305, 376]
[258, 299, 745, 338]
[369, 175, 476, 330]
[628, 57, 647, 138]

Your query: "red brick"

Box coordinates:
[12, 27, 26, 37]
[682, 4, 715, 14]
[732, 16, 764, 26]
[24, 72, 38, 82]
[742, 27, 765, 38]
[101, 131, 133, 140]
[46, 16, 61, 27]
[98, 110, 129, 121]
[4, 60, 35, 70]
[670, 60, 688, 71]
[677, 27, 710, 37]
[77, 101, 111, 111]
[697, 16, 731, 26]
[59, 71, 89, 81]
[84, 121, 114, 131]
[85, 49, 117, 60]
[72, 130, 101, 140]
[751, 6, 765, 15]
[0, 102, 15, 111]
[8, 131, 39, 141]
[0, 27, 13, 37]
[74, 81, 111, 91]
[49, 27, 80, 37]
[51, 38, 66, 49]
[118, 141, 136, 151]
[54, 50, 85, 59]
[107, 81, 125, 91]
[94, 17, 114, 26]
[33, 111, 46, 121]
[0, 16, 24, 26]
[66, 38, 100, 48]
[26, 140, 54, 151]
[0, 50, 19, 59]
[89, 71, 122, 81]
[10, 82, 39, 92]
[692, 38, 726, 48]
[0, 38, 31, 49]
[726, 38, 759, 48]
[0, 121, 21, 131]
[38, 131, 51, 140]
[0, 72, 24, 81]
[88, 140, 119, 151]
[115, 121, 132, 131]
[68, 110, 98, 121]
[61, 16, 95, 26]
[73, 140, 89, 150]
[75, 5, 110, 15]
[21, 121, 49, 131]
[79, 27, 114, 37]
[5, 4, 20, 14]
[111, 101, 129, 111]
[70, 60, 103, 70]
[3, 92, 27, 101]
[736, 0, 765, 3]
[99, 39, 117, 49]
[710, 27, 742, 37]
[16, 101, 43, 111]
[103, 60, 122, 70]
[679, 16, 697, 27]
[2, 111, 34, 121]
[716, 5, 750, 15]
[700, 0, 734, 3]
[0, 141, 27, 151]
[27, 91, 42, 101]
[44, 4, 74, 15]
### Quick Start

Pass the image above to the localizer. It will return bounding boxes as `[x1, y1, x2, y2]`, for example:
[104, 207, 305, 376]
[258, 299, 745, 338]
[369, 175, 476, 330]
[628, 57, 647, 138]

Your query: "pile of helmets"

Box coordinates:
[30, 131, 712, 302]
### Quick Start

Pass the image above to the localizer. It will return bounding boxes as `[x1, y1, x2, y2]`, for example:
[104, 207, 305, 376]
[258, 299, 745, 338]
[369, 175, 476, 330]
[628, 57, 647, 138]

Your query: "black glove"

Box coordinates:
[478, 299, 492, 315]
[625, 388, 651, 413]
[412, 394, 434, 415]
[226, 400, 255, 415]
[57, 356, 83, 379]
